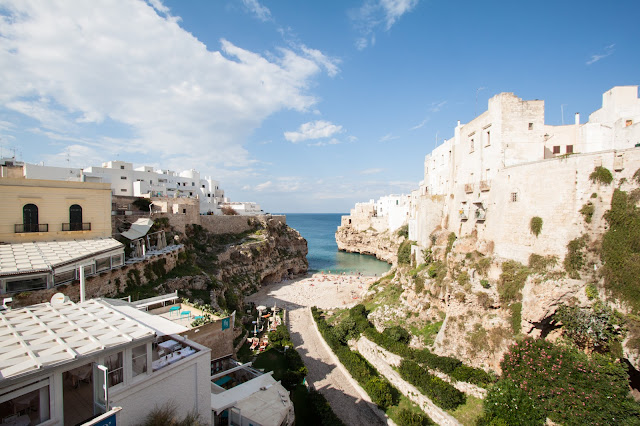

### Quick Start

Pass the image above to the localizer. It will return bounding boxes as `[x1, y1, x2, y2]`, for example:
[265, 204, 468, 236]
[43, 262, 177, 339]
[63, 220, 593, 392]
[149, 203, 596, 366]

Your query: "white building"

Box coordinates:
[405, 85, 640, 263]
[0, 298, 212, 426]
[82, 161, 226, 215]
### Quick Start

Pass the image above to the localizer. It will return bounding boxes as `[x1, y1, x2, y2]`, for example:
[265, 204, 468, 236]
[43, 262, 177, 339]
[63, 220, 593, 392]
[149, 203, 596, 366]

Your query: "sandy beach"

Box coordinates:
[245, 272, 378, 310]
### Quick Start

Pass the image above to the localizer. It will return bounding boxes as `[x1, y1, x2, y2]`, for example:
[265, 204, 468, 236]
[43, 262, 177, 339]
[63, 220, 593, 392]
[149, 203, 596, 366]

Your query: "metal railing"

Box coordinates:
[62, 222, 92, 231]
[15, 223, 48, 233]
[464, 183, 474, 193]
[479, 180, 491, 191]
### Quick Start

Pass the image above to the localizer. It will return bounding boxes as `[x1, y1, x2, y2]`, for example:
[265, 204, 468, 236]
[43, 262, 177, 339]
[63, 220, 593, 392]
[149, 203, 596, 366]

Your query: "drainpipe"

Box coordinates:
[79, 265, 86, 303]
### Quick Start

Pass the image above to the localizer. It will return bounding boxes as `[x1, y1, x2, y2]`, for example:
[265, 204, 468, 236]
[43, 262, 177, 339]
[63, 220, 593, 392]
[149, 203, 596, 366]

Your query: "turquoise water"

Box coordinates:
[281, 213, 391, 276]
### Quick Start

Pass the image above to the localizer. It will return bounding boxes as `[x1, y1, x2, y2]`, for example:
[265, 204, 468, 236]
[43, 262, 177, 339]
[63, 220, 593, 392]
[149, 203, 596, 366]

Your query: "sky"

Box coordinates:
[0, 0, 638, 213]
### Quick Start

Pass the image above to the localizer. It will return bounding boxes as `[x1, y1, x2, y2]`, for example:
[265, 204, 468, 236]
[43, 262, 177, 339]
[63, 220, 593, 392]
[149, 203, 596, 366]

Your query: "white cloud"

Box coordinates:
[241, 0, 272, 22]
[254, 181, 273, 191]
[284, 120, 344, 143]
[299, 45, 340, 77]
[0, 0, 332, 172]
[429, 100, 447, 113]
[410, 117, 428, 130]
[586, 44, 615, 65]
[379, 133, 399, 142]
[351, 0, 418, 49]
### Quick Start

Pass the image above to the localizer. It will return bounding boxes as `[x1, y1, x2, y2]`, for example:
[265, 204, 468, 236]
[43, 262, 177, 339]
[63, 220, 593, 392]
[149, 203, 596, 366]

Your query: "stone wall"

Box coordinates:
[12, 248, 184, 307]
[200, 214, 285, 235]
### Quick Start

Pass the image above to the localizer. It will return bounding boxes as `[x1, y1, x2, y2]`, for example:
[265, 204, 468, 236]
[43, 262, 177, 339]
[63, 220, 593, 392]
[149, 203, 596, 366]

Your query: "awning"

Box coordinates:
[121, 218, 154, 240]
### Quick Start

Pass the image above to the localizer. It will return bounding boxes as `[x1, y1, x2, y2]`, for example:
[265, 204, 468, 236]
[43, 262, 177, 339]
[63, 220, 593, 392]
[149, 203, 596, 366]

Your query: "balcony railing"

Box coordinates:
[480, 180, 491, 191]
[15, 224, 48, 233]
[62, 222, 92, 231]
[464, 183, 474, 193]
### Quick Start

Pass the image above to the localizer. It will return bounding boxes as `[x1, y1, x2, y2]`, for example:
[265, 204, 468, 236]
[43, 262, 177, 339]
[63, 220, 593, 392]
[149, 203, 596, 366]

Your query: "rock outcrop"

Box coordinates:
[335, 226, 402, 264]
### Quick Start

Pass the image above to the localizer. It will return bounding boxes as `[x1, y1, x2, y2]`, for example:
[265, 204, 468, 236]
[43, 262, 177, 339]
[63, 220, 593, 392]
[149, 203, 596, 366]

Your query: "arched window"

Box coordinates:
[23, 204, 39, 232]
[69, 204, 82, 231]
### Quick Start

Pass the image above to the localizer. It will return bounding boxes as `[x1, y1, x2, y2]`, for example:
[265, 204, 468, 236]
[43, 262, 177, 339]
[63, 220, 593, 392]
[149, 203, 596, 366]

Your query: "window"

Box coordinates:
[182, 209, 186, 214]
[5, 275, 48, 293]
[189, 192, 193, 196]
[120, 189, 127, 192]
[120, 176, 127, 180]
[511, 192, 518, 202]
[96, 257, 111, 272]
[105, 352, 124, 387]
[626, 119, 633, 127]
[0, 382, 51, 424]
[149, 180, 153, 184]
[132, 345, 147, 377]
[485, 130, 491, 146]
[69, 204, 82, 231]
[553, 146, 560, 154]
[54, 269, 75, 285]
[566, 145, 574, 154]
[202, 185, 205, 188]
[22, 204, 39, 233]
[111, 254, 124, 267]
[120, 165, 125, 169]
[528, 122, 533, 130]
[207, 194, 211, 197]
[191, 182, 195, 186]
[470, 138, 475, 153]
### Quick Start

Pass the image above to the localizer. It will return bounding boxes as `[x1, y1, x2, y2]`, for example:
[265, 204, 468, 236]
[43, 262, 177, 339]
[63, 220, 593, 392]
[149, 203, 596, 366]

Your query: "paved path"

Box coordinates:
[288, 307, 386, 426]
[246, 274, 387, 425]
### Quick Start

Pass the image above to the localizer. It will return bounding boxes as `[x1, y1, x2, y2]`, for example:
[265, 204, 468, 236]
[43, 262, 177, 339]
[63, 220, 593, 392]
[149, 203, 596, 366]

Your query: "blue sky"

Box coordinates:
[0, 0, 638, 213]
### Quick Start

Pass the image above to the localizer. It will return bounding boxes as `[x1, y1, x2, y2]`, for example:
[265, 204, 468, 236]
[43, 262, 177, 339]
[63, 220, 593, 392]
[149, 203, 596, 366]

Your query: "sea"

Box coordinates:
[280, 213, 391, 276]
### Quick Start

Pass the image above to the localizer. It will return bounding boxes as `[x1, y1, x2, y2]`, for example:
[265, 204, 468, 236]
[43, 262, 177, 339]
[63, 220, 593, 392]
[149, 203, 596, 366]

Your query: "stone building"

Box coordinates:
[407, 85, 640, 263]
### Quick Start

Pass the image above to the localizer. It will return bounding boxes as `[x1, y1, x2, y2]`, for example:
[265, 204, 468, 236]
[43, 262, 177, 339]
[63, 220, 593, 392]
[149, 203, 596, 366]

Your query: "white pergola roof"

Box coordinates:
[0, 238, 123, 277]
[0, 299, 154, 381]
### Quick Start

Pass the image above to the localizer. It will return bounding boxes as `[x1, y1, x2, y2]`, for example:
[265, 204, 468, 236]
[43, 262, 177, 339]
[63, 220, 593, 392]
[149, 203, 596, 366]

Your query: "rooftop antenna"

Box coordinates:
[561, 104, 567, 125]
[475, 87, 485, 117]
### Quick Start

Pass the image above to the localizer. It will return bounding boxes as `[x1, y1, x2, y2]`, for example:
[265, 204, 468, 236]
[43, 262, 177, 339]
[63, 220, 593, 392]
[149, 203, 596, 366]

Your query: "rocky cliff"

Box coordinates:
[356, 170, 640, 375]
[335, 225, 403, 265]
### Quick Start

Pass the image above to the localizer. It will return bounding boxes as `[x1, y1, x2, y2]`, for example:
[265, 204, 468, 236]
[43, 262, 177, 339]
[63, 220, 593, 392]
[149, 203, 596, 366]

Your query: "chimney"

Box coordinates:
[575, 113, 580, 125]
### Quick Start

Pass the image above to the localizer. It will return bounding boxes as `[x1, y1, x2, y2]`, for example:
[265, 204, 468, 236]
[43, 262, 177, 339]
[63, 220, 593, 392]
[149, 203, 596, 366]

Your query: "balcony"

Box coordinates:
[464, 183, 474, 193]
[15, 224, 48, 233]
[62, 223, 92, 231]
[480, 180, 491, 191]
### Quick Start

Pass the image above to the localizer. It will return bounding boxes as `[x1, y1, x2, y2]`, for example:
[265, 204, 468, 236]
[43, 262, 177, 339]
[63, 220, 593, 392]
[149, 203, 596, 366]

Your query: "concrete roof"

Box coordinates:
[0, 299, 154, 381]
[211, 372, 291, 425]
[0, 238, 123, 277]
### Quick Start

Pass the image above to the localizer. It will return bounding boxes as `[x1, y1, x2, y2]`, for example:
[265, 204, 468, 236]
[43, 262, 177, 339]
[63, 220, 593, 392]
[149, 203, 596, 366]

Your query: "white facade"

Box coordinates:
[404, 86, 640, 263]
[0, 299, 212, 426]
[84, 161, 226, 215]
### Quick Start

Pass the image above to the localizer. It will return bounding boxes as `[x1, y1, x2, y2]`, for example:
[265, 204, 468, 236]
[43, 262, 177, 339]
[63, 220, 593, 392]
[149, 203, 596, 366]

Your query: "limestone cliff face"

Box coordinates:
[335, 225, 402, 265]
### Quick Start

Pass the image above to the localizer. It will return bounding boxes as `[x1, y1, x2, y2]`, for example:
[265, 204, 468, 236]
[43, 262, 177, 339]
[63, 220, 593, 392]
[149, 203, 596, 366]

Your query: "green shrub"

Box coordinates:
[383, 325, 411, 344]
[397, 240, 414, 265]
[495, 338, 640, 424]
[398, 360, 466, 410]
[580, 202, 595, 223]
[510, 302, 522, 334]
[634, 168, 640, 185]
[498, 261, 529, 303]
[589, 166, 614, 185]
[564, 235, 588, 279]
[132, 197, 153, 211]
[529, 216, 543, 237]
[396, 224, 409, 239]
[480, 279, 490, 289]
[396, 409, 434, 425]
[585, 283, 598, 300]
[473, 257, 492, 276]
[601, 189, 640, 310]
[364, 376, 398, 409]
[591, 192, 598, 198]
[456, 271, 469, 286]
[555, 302, 625, 354]
[445, 232, 457, 256]
[414, 275, 425, 293]
[480, 379, 545, 426]
[528, 253, 557, 274]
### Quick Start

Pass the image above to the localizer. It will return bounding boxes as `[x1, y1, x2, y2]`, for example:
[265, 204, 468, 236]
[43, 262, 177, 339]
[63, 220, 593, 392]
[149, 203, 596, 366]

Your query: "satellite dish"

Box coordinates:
[51, 293, 69, 306]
